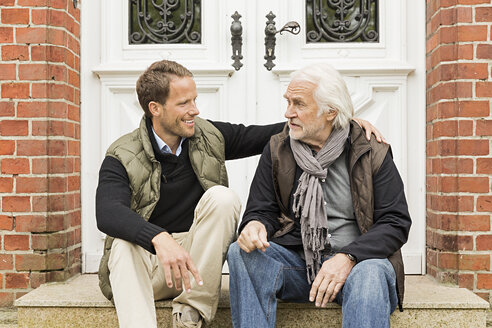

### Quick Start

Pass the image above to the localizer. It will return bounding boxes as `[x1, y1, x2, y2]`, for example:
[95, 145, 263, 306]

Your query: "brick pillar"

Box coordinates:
[426, 0, 492, 301]
[0, 0, 81, 306]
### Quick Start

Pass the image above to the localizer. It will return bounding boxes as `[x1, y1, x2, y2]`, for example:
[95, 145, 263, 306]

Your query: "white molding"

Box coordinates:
[272, 62, 415, 79]
[84, 253, 103, 273]
[403, 252, 423, 275]
[93, 65, 235, 80]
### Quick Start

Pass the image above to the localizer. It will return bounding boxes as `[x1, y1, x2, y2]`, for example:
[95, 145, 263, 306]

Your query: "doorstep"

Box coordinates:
[15, 274, 489, 328]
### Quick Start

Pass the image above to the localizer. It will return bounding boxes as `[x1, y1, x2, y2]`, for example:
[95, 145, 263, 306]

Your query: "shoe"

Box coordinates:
[172, 306, 204, 328]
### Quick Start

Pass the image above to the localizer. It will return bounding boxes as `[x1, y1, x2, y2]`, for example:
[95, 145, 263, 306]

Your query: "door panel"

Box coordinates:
[81, 0, 425, 274]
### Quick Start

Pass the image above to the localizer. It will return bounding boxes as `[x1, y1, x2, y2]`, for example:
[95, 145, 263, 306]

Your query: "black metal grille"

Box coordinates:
[306, 0, 379, 43]
[129, 0, 201, 44]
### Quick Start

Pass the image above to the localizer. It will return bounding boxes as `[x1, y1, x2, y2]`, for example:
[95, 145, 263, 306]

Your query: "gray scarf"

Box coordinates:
[290, 125, 350, 283]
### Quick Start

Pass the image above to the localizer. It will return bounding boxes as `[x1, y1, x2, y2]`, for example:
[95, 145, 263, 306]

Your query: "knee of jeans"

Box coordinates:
[348, 259, 394, 286]
[227, 241, 241, 263]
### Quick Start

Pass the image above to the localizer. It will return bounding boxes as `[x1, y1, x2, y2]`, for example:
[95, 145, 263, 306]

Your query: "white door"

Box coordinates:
[81, 0, 425, 274]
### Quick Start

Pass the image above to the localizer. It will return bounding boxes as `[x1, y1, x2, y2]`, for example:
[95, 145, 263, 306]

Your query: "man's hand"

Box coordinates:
[152, 232, 203, 292]
[309, 253, 355, 307]
[237, 221, 270, 253]
[353, 118, 387, 143]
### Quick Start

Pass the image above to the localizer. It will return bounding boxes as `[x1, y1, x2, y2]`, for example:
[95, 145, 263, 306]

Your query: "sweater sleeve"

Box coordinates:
[210, 121, 285, 160]
[239, 144, 282, 238]
[339, 151, 412, 262]
[95, 156, 165, 254]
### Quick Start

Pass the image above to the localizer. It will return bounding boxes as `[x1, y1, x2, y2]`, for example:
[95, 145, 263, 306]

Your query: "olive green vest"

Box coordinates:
[98, 116, 228, 300]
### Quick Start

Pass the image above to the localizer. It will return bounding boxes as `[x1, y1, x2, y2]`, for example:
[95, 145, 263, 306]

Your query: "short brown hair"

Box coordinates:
[136, 60, 193, 117]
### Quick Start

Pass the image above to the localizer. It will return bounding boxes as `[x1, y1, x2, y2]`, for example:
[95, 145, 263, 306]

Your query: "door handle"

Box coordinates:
[231, 11, 243, 71]
[264, 12, 300, 71]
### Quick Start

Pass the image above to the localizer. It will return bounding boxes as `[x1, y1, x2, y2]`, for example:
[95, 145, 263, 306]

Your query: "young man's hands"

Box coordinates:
[152, 231, 203, 292]
[353, 118, 387, 143]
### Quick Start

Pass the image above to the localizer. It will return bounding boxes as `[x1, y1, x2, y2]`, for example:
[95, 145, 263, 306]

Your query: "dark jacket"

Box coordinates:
[239, 121, 411, 310]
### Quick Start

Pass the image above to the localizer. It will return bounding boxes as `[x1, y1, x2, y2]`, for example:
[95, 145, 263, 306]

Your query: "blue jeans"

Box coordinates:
[227, 242, 398, 328]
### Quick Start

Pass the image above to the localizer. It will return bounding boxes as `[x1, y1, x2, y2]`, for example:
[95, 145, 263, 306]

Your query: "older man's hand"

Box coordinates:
[237, 220, 270, 253]
[309, 253, 355, 307]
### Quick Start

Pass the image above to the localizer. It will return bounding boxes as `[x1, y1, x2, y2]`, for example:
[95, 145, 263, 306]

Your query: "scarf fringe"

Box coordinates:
[303, 226, 329, 283]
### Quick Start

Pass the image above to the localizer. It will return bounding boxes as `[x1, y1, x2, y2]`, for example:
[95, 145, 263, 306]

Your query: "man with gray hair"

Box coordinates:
[227, 64, 412, 328]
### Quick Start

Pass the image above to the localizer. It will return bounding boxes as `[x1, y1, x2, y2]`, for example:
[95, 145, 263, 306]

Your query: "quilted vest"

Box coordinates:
[98, 116, 228, 300]
[270, 121, 405, 309]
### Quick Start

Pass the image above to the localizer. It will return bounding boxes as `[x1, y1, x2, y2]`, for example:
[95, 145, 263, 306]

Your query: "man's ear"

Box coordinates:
[326, 109, 338, 122]
[148, 101, 161, 117]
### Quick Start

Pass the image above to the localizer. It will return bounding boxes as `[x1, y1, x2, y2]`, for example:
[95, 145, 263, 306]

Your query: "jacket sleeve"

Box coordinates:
[238, 144, 282, 238]
[339, 151, 412, 262]
[210, 121, 285, 160]
[96, 156, 165, 254]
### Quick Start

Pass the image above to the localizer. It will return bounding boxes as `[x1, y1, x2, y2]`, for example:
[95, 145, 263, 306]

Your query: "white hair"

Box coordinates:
[290, 63, 354, 129]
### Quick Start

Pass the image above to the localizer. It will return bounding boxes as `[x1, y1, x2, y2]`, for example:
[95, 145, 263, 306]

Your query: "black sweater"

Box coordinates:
[239, 136, 411, 263]
[96, 118, 285, 254]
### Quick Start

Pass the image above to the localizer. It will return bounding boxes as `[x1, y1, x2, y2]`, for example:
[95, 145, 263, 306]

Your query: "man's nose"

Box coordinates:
[189, 102, 199, 116]
[285, 105, 296, 119]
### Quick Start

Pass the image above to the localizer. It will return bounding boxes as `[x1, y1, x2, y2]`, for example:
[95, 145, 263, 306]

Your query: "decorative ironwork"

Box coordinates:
[306, 0, 379, 43]
[230, 11, 243, 71]
[129, 0, 201, 44]
[264, 12, 301, 71]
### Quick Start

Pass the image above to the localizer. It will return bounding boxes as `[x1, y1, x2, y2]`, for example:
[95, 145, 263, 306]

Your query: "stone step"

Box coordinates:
[15, 274, 489, 328]
[0, 308, 17, 328]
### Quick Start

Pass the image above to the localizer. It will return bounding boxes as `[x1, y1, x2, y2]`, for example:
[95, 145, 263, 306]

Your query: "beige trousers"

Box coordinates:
[108, 186, 241, 328]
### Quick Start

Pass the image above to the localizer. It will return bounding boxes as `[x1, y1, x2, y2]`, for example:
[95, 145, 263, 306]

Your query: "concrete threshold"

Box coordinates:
[15, 274, 489, 328]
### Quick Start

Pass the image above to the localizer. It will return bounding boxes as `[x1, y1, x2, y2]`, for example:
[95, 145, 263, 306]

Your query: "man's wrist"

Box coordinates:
[344, 253, 356, 263]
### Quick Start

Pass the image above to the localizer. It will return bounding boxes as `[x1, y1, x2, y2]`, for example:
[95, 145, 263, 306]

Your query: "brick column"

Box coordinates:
[0, 0, 80, 306]
[426, 0, 492, 301]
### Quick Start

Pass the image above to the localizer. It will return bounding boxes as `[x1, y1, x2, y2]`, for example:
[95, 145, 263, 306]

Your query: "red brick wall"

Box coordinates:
[426, 0, 492, 301]
[0, 0, 81, 306]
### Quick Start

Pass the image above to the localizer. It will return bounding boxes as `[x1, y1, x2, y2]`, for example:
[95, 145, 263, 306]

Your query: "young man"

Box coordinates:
[96, 60, 382, 328]
[227, 64, 412, 328]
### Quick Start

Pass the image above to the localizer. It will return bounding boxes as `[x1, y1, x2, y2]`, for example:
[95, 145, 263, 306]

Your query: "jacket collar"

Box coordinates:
[349, 121, 372, 170]
[139, 115, 158, 162]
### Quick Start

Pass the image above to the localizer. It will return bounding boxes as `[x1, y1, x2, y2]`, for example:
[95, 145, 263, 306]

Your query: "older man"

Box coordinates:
[227, 64, 412, 328]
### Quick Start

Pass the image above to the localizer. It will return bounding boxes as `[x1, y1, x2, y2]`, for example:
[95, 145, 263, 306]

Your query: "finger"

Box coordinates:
[163, 263, 174, 288]
[309, 275, 323, 302]
[330, 283, 344, 303]
[180, 263, 192, 292]
[374, 129, 383, 142]
[186, 258, 203, 286]
[322, 281, 336, 307]
[365, 128, 372, 141]
[245, 230, 262, 251]
[237, 239, 250, 253]
[238, 234, 255, 253]
[258, 228, 270, 250]
[171, 262, 182, 291]
[252, 235, 266, 252]
[315, 278, 330, 307]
